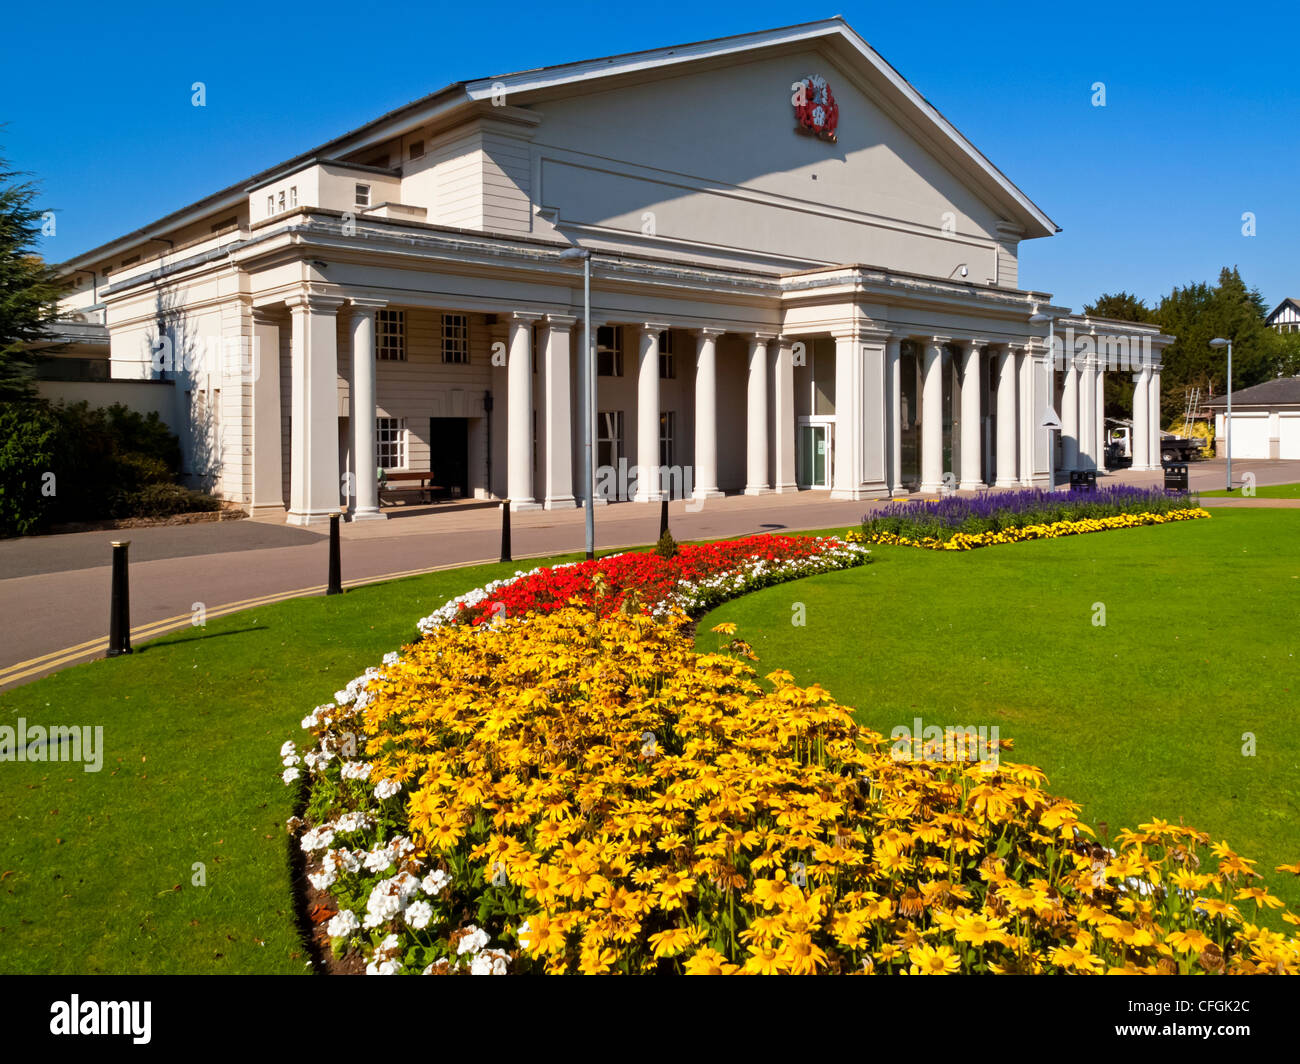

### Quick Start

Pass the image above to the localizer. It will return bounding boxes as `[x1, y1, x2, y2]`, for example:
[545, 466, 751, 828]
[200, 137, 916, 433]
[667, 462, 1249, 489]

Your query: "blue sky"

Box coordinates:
[4, 0, 1295, 313]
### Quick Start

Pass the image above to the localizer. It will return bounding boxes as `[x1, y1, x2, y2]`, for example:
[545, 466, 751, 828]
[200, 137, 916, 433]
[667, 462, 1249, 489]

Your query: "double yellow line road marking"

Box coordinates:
[0, 557, 504, 689]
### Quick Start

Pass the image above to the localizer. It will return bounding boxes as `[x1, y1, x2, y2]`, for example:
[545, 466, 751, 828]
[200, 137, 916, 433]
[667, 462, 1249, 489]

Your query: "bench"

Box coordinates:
[378, 470, 449, 506]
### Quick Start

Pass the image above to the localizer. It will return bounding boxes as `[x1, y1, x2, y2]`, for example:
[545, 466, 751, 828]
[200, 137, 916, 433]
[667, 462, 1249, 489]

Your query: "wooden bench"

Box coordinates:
[378, 471, 449, 506]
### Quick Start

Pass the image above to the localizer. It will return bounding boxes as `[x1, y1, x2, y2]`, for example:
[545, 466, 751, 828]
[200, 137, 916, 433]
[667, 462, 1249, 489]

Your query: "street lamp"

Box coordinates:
[558, 246, 595, 558]
[1029, 312, 1059, 491]
[1210, 337, 1232, 491]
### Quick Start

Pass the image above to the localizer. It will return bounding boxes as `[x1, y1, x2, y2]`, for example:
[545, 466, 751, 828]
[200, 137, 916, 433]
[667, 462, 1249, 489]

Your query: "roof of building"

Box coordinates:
[1266, 298, 1300, 322]
[1201, 376, 1300, 408]
[58, 17, 1058, 272]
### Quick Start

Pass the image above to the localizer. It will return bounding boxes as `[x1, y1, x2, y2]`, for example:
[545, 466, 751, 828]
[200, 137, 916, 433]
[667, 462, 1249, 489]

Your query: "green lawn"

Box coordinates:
[1201, 482, 1300, 499]
[697, 509, 1300, 920]
[0, 551, 587, 974]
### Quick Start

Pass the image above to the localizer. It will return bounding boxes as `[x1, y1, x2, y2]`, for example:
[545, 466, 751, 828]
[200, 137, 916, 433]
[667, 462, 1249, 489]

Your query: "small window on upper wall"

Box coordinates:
[266, 195, 274, 215]
[289, 186, 298, 208]
[659, 330, 675, 379]
[355, 183, 371, 207]
[278, 191, 286, 212]
[409, 140, 425, 161]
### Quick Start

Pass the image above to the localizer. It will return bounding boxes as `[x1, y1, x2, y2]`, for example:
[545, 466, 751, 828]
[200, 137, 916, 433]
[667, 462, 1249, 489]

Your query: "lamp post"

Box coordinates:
[1210, 337, 1232, 491]
[1029, 312, 1059, 491]
[558, 247, 595, 558]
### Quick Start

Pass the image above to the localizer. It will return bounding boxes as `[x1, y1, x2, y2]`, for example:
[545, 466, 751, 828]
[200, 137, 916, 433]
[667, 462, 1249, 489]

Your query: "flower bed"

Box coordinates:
[286, 606, 1300, 975]
[416, 533, 869, 631]
[857, 486, 1208, 549]
[854, 508, 1211, 551]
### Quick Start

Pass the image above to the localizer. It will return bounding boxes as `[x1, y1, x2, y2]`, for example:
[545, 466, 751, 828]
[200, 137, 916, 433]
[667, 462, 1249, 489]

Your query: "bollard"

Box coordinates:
[500, 500, 512, 563]
[659, 496, 669, 539]
[106, 540, 133, 657]
[327, 513, 342, 595]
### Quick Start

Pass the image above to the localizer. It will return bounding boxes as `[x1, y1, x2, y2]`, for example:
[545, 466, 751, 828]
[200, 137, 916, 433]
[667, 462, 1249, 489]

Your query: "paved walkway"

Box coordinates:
[2, 458, 1295, 690]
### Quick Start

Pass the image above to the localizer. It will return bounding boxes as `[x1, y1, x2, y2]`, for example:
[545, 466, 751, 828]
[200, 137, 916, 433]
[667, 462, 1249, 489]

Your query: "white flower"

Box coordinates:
[362, 871, 420, 928]
[470, 948, 510, 975]
[421, 869, 450, 897]
[363, 847, 394, 875]
[382, 651, 400, 666]
[326, 910, 359, 938]
[279, 740, 297, 758]
[516, 919, 532, 950]
[308, 868, 336, 890]
[405, 900, 434, 930]
[422, 958, 451, 975]
[281, 767, 300, 785]
[335, 811, 372, 834]
[365, 959, 401, 975]
[456, 925, 490, 956]
[300, 826, 335, 853]
[374, 778, 402, 800]
[341, 761, 373, 781]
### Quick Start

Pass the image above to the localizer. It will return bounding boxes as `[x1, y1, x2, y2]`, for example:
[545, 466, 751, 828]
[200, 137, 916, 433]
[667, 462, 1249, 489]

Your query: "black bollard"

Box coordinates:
[499, 500, 512, 563]
[327, 513, 342, 595]
[107, 540, 133, 657]
[659, 496, 669, 539]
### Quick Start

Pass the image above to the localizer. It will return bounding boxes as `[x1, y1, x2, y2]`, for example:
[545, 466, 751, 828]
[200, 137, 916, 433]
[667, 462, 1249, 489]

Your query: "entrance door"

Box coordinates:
[429, 417, 469, 498]
[797, 423, 831, 488]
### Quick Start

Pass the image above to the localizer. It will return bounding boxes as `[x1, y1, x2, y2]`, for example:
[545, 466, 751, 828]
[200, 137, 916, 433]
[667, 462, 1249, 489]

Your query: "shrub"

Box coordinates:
[655, 528, 678, 560]
[0, 399, 62, 537]
[126, 482, 221, 518]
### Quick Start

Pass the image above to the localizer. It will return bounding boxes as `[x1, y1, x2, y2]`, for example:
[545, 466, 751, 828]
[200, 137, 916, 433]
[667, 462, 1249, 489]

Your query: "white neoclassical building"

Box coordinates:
[56, 18, 1172, 524]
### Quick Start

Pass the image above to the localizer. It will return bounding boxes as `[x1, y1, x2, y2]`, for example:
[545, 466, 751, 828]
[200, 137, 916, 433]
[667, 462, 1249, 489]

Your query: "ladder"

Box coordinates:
[1182, 387, 1200, 435]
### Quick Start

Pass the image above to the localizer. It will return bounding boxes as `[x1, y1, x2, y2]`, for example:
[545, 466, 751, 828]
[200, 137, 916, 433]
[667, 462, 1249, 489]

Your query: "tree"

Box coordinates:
[1083, 291, 1154, 323]
[1154, 267, 1273, 424]
[0, 146, 66, 400]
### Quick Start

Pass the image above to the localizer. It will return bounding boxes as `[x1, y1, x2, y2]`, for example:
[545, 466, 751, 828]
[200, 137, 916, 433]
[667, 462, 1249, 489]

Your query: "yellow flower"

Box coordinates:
[908, 943, 960, 975]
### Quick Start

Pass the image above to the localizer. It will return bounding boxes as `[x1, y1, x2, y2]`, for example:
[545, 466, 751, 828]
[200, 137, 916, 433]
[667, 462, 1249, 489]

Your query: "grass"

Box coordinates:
[1201, 482, 1300, 499]
[0, 551, 588, 974]
[697, 509, 1300, 921]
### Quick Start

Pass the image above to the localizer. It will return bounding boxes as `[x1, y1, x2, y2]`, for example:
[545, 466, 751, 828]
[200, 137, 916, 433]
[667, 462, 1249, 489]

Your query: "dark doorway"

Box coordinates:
[429, 417, 469, 499]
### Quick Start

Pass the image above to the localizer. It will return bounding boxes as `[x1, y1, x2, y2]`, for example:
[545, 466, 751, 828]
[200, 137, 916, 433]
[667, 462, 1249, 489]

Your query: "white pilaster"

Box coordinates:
[285, 290, 344, 526]
[772, 336, 797, 493]
[886, 338, 902, 495]
[745, 334, 772, 495]
[995, 345, 1018, 487]
[1095, 360, 1106, 470]
[692, 328, 723, 499]
[542, 313, 577, 508]
[506, 313, 540, 510]
[920, 338, 946, 495]
[251, 307, 284, 518]
[959, 340, 985, 490]
[347, 298, 387, 521]
[635, 324, 669, 502]
[1149, 366, 1162, 465]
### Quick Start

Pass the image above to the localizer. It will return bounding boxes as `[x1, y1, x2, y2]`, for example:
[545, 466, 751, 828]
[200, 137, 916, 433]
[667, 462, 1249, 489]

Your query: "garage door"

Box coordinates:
[1227, 414, 1271, 458]
[1280, 414, 1300, 459]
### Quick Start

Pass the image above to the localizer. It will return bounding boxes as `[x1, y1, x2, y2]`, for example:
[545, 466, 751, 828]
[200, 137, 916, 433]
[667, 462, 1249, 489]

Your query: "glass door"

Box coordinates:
[798, 423, 830, 488]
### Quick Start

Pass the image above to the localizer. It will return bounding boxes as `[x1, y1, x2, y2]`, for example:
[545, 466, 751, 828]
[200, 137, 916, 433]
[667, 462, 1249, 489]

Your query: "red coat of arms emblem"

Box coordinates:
[792, 74, 838, 143]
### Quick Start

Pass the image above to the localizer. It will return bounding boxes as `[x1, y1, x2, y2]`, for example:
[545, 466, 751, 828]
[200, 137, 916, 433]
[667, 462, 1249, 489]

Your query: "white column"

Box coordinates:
[920, 338, 946, 494]
[1061, 342, 1079, 472]
[635, 324, 669, 502]
[1077, 351, 1096, 471]
[886, 338, 902, 495]
[959, 340, 984, 490]
[772, 336, 797, 493]
[1149, 366, 1162, 465]
[1132, 362, 1150, 471]
[506, 313, 540, 510]
[542, 313, 577, 508]
[744, 334, 772, 494]
[348, 298, 386, 521]
[251, 308, 283, 518]
[1017, 345, 1036, 486]
[1095, 360, 1106, 470]
[995, 345, 1018, 487]
[286, 291, 343, 526]
[692, 328, 723, 499]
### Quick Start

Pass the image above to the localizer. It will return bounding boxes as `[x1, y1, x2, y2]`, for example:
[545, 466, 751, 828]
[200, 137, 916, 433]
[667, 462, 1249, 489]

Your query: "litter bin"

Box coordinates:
[1163, 463, 1189, 493]
[1069, 470, 1097, 493]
